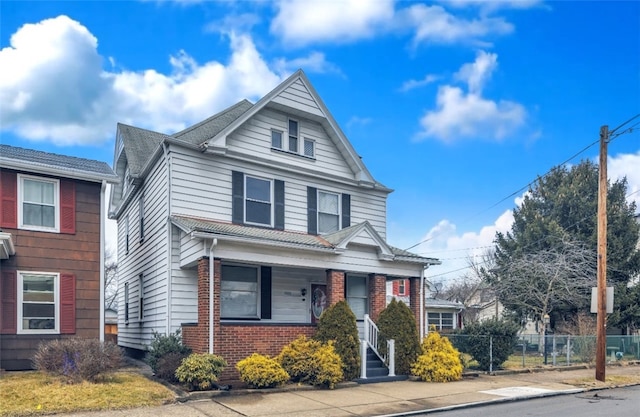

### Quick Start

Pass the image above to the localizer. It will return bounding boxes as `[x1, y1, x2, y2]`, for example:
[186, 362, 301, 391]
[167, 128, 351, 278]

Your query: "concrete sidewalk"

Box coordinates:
[64, 364, 640, 417]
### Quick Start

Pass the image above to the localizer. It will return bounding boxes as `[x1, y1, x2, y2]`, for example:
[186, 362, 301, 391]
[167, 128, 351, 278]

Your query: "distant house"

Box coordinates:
[108, 70, 440, 378]
[0, 145, 118, 370]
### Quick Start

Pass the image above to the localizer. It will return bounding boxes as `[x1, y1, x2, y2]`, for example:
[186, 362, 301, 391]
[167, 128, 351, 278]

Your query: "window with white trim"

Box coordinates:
[139, 194, 145, 242]
[427, 312, 454, 330]
[245, 175, 273, 226]
[124, 282, 129, 324]
[18, 271, 59, 333]
[303, 138, 315, 158]
[398, 280, 406, 296]
[288, 119, 299, 153]
[124, 215, 130, 255]
[346, 275, 368, 320]
[271, 130, 283, 149]
[318, 190, 340, 234]
[18, 175, 59, 232]
[138, 274, 144, 321]
[221, 265, 259, 319]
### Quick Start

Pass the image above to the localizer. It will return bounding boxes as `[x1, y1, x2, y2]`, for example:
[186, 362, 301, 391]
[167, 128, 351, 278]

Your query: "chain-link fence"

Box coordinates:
[444, 333, 640, 372]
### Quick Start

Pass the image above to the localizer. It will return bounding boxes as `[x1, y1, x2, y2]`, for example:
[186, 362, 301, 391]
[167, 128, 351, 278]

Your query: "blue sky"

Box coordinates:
[2, 0, 639, 284]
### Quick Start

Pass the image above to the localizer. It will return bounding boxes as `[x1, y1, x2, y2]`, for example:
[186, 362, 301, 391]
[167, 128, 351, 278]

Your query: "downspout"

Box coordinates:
[209, 238, 218, 354]
[163, 142, 172, 334]
[419, 267, 425, 340]
[99, 180, 107, 343]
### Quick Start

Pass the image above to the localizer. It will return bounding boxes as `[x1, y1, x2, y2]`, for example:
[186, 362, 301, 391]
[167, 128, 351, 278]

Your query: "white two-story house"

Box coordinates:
[108, 70, 439, 378]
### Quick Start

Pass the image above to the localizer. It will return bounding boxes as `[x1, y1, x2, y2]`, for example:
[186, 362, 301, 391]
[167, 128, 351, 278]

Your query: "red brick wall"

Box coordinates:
[326, 269, 345, 306]
[368, 274, 386, 321]
[216, 324, 316, 380]
[409, 277, 422, 338]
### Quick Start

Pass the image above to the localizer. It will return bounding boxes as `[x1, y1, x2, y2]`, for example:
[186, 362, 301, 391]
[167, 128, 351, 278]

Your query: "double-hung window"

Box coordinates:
[346, 275, 368, 320]
[398, 280, 406, 296]
[271, 130, 283, 149]
[245, 176, 273, 226]
[18, 175, 59, 232]
[221, 265, 259, 319]
[18, 271, 59, 333]
[138, 274, 144, 321]
[427, 312, 454, 330]
[318, 190, 340, 234]
[288, 119, 299, 153]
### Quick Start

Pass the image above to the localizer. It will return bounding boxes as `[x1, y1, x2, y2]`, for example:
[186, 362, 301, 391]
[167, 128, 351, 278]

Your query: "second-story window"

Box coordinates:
[138, 274, 144, 321]
[139, 194, 145, 243]
[318, 190, 339, 234]
[271, 130, 283, 149]
[19, 175, 59, 232]
[245, 175, 272, 226]
[288, 119, 298, 153]
[124, 215, 129, 254]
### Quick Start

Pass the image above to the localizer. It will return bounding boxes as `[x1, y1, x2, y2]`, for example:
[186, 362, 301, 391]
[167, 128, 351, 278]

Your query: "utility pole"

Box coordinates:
[595, 125, 608, 382]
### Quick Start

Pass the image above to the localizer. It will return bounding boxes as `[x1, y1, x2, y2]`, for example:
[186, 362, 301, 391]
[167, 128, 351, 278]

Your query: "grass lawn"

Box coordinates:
[0, 370, 175, 417]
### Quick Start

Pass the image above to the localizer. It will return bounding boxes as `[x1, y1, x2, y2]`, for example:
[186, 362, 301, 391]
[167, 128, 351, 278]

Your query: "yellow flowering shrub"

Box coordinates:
[277, 336, 344, 388]
[411, 330, 462, 382]
[236, 353, 290, 388]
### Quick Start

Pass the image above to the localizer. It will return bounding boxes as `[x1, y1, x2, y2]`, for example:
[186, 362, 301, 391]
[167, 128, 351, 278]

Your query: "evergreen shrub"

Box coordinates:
[146, 330, 191, 375]
[314, 300, 360, 380]
[376, 298, 421, 375]
[411, 330, 462, 382]
[236, 353, 290, 388]
[277, 335, 344, 388]
[175, 353, 227, 390]
[455, 318, 520, 371]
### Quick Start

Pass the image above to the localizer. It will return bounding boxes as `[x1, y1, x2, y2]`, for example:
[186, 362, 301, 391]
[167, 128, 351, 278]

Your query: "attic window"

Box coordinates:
[303, 138, 315, 158]
[271, 130, 283, 149]
[288, 119, 299, 153]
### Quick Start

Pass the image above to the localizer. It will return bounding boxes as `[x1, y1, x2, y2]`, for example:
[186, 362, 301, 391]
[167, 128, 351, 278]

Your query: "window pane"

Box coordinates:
[318, 213, 339, 233]
[221, 266, 258, 318]
[288, 120, 298, 136]
[347, 276, 367, 297]
[304, 139, 314, 157]
[428, 313, 440, 320]
[23, 204, 55, 227]
[246, 201, 271, 225]
[23, 303, 55, 317]
[24, 179, 54, 204]
[288, 136, 298, 152]
[24, 318, 55, 330]
[347, 298, 366, 319]
[246, 177, 270, 202]
[318, 192, 339, 214]
[271, 131, 282, 148]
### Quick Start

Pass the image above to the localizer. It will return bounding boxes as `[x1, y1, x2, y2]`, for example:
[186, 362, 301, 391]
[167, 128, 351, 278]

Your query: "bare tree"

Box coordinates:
[486, 239, 597, 334]
[105, 249, 118, 310]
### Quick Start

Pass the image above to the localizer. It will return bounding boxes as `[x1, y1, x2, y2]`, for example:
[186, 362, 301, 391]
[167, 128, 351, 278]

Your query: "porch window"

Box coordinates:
[427, 312, 454, 330]
[221, 265, 259, 319]
[398, 279, 406, 296]
[18, 272, 59, 333]
[346, 275, 368, 320]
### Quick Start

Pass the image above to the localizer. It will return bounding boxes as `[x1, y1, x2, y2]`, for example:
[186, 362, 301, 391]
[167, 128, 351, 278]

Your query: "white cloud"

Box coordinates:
[0, 16, 300, 145]
[272, 51, 342, 75]
[440, 0, 542, 11]
[608, 150, 640, 210]
[417, 51, 526, 142]
[271, 0, 394, 46]
[399, 74, 440, 92]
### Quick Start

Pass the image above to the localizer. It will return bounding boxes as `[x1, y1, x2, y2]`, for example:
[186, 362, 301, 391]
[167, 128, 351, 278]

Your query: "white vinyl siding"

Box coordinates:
[17, 271, 59, 334]
[271, 78, 325, 117]
[18, 175, 59, 232]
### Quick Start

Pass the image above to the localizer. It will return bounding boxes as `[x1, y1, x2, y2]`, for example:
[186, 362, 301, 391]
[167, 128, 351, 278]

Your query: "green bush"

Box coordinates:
[175, 353, 227, 391]
[236, 353, 290, 388]
[314, 300, 360, 380]
[33, 338, 123, 383]
[146, 330, 191, 374]
[455, 318, 520, 371]
[277, 335, 322, 382]
[277, 336, 344, 388]
[376, 298, 421, 375]
[411, 330, 462, 382]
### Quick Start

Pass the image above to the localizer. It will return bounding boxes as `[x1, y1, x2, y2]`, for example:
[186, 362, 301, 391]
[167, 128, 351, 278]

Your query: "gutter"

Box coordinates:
[0, 158, 119, 184]
[209, 238, 218, 354]
[100, 180, 107, 343]
[190, 231, 336, 254]
[420, 267, 425, 340]
[163, 142, 173, 335]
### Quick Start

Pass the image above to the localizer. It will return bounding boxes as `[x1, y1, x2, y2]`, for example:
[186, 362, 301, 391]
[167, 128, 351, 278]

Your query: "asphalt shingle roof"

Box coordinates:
[117, 123, 169, 177]
[173, 99, 254, 145]
[0, 144, 117, 180]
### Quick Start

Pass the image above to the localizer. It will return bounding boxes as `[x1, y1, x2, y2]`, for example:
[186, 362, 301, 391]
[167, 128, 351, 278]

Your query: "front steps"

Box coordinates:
[354, 348, 408, 384]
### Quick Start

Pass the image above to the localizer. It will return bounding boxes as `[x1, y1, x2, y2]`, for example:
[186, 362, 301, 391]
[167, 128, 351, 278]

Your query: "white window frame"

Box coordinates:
[427, 311, 455, 330]
[244, 175, 274, 227]
[288, 118, 299, 153]
[271, 129, 283, 150]
[346, 274, 368, 320]
[317, 190, 341, 234]
[17, 174, 60, 233]
[398, 280, 406, 296]
[220, 264, 261, 319]
[17, 271, 60, 334]
[303, 138, 315, 158]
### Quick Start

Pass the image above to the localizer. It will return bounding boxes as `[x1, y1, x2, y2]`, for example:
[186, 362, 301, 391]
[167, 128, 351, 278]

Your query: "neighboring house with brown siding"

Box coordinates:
[0, 145, 118, 370]
[108, 70, 440, 379]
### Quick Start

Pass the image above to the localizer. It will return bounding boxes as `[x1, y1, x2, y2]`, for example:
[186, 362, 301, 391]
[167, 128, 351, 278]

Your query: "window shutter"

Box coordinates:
[307, 187, 317, 235]
[393, 281, 399, 294]
[0, 270, 17, 334]
[232, 171, 244, 224]
[341, 193, 351, 228]
[60, 180, 76, 234]
[0, 171, 17, 229]
[274, 180, 285, 231]
[260, 266, 272, 319]
[60, 274, 76, 334]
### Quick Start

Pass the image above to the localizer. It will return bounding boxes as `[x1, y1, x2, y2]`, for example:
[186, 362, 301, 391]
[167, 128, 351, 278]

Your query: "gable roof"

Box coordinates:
[0, 144, 118, 183]
[116, 123, 169, 178]
[323, 221, 395, 259]
[202, 70, 387, 190]
[173, 99, 253, 145]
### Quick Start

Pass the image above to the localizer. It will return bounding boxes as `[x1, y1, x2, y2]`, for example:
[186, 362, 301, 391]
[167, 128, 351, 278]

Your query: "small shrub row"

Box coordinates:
[175, 353, 227, 391]
[412, 329, 462, 382]
[33, 338, 123, 383]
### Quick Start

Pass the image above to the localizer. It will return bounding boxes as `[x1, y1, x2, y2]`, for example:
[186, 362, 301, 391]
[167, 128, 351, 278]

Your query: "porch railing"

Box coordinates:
[361, 314, 395, 379]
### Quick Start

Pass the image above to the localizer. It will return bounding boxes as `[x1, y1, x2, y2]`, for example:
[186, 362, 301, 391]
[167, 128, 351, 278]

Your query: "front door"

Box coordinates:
[311, 284, 327, 324]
